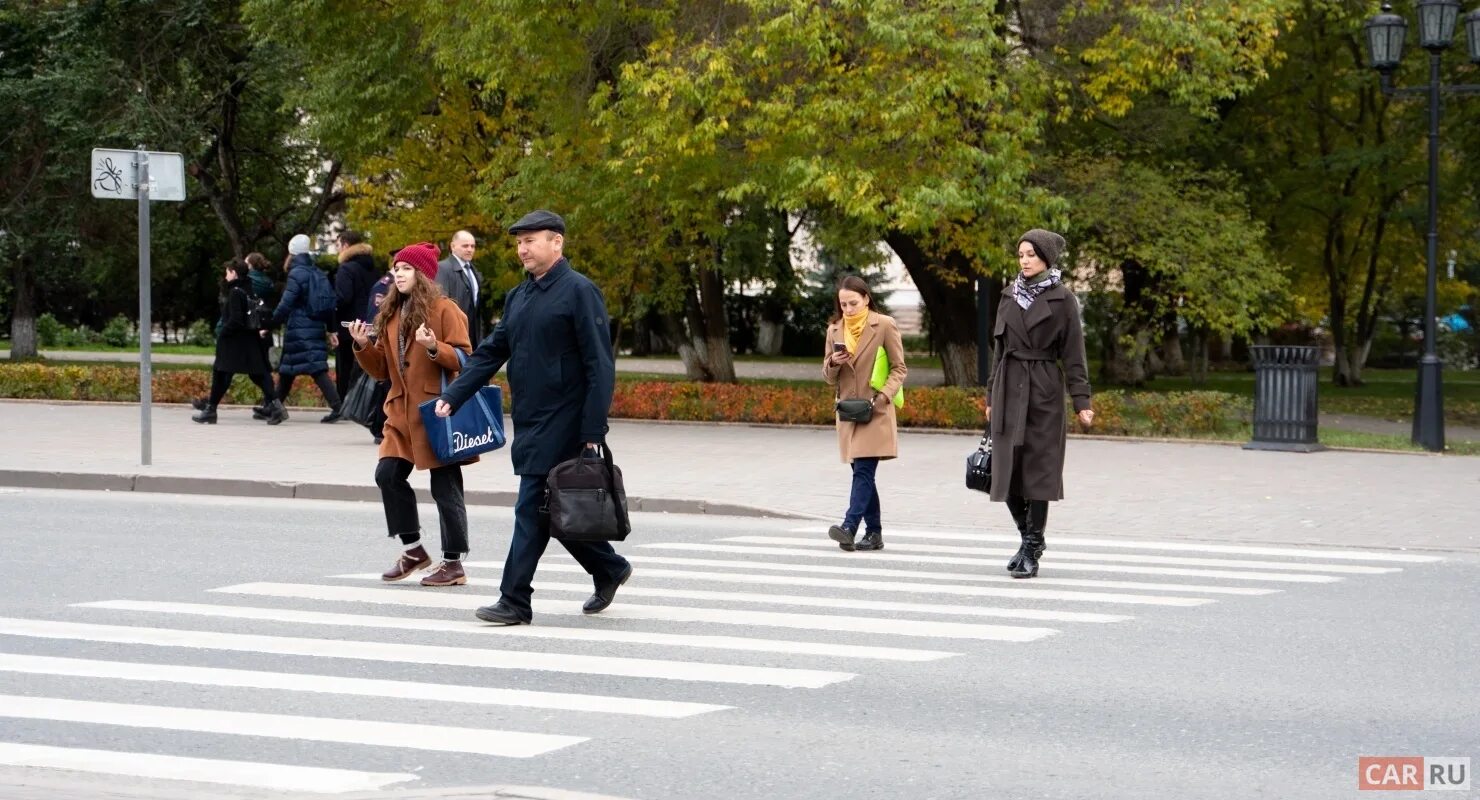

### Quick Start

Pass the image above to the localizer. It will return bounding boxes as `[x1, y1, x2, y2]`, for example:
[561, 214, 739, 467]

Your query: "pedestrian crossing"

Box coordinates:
[0, 522, 1443, 794]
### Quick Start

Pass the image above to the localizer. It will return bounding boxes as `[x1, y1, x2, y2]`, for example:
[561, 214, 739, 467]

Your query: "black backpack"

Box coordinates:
[244, 293, 269, 329]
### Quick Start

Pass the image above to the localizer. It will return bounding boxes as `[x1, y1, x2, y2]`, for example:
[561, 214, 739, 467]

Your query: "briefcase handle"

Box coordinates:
[582, 441, 631, 537]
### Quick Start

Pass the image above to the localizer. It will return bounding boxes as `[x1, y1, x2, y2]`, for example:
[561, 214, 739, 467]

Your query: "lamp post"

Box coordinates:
[1363, 0, 1480, 452]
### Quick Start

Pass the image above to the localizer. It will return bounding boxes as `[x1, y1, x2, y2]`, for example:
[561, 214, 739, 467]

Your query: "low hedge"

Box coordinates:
[0, 362, 1249, 437]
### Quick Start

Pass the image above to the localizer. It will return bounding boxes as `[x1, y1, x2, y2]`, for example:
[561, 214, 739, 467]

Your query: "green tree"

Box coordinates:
[1217, 0, 1472, 385]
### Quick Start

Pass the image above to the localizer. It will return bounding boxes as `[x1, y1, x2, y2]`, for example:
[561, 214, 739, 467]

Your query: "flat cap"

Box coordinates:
[508, 209, 566, 235]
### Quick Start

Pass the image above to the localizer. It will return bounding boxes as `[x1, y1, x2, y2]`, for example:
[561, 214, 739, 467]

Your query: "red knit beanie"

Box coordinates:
[394, 242, 441, 282]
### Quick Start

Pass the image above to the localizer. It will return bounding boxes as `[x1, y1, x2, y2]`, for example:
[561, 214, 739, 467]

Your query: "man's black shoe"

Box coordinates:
[474, 600, 530, 626]
[583, 564, 633, 614]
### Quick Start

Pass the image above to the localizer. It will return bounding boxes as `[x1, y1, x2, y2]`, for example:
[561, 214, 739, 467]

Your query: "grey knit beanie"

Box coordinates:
[1017, 229, 1067, 269]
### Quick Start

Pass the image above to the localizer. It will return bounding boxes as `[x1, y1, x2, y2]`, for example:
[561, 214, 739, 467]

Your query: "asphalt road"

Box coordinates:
[0, 488, 1474, 799]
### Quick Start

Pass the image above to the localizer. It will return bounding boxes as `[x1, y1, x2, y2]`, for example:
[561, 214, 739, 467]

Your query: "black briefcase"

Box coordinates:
[544, 444, 632, 542]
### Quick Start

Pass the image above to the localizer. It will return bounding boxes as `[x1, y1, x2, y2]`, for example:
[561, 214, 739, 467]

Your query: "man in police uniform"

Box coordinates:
[435, 210, 631, 625]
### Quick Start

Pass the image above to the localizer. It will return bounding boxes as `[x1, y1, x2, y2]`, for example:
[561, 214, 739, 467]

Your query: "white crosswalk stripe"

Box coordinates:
[648, 540, 1346, 583]
[0, 743, 418, 794]
[787, 527, 1444, 563]
[3, 524, 1437, 794]
[742, 536, 1399, 574]
[0, 616, 853, 687]
[217, 581, 1057, 642]
[0, 652, 729, 718]
[0, 694, 585, 757]
[510, 563, 1134, 622]
[78, 597, 955, 663]
[614, 553, 1282, 596]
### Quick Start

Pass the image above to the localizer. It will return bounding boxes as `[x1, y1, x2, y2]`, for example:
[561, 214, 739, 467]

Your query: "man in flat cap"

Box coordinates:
[436, 209, 631, 625]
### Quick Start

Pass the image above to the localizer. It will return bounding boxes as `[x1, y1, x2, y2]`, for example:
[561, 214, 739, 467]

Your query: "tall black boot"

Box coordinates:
[1004, 495, 1030, 573]
[263, 399, 287, 426]
[1010, 500, 1048, 579]
[191, 404, 218, 424]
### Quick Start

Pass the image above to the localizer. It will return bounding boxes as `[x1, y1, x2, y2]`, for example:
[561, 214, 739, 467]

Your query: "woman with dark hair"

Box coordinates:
[984, 229, 1094, 579]
[244, 251, 284, 421]
[822, 275, 907, 552]
[348, 242, 475, 587]
[192, 259, 284, 424]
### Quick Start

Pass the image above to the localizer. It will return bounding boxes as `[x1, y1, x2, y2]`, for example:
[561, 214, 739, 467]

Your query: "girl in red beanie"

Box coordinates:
[348, 242, 476, 587]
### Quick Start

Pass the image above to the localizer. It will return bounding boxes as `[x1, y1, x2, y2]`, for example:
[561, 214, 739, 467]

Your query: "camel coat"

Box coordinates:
[353, 297, 474, 469]
[823, 312, 908, 463]
[985, 284, 1092, 501]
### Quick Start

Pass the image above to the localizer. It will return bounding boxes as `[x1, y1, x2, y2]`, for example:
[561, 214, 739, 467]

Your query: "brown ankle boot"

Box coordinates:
[382, 545, 432, 581]
[420, 560, 467, 587]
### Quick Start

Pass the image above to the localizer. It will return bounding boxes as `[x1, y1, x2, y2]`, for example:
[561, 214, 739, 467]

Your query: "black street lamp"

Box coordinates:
[1364, 1, 1480, 452]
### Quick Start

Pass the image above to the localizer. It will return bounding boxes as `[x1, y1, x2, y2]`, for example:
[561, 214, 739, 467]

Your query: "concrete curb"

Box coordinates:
[0, 468, 802, 519]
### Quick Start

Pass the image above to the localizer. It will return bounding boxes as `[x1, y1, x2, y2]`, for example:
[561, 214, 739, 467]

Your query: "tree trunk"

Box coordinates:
[8, 253, 37, 359]
[1188, 327, 1210, 385]
[1103, 324, 1150, 385]
[695, 266, 736, 383]
[756, 319, 784, 355]
[884, 231, 978, 386]
[663, 310, 710, 381]
[1160, 325, 1186, 376]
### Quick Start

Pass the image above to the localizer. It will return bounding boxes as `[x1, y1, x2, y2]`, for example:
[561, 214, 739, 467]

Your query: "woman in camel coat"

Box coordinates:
[822, 275, 907, 552]
[349, 241, 474, 588]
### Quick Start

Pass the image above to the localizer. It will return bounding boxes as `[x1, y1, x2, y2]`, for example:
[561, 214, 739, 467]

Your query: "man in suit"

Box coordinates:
[436, 230, 481, 343]
[435, 210, 631, 626]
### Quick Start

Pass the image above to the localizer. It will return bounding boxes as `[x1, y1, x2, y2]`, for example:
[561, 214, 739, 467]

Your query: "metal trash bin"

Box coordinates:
[1244, 345, 1325, 452]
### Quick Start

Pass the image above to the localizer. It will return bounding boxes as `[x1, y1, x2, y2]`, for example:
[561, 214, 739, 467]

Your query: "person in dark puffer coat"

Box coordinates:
[270, 234, 342, 422]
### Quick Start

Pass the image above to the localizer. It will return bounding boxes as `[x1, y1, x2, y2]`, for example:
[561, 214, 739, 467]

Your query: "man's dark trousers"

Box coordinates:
[502, 473, 629, 620]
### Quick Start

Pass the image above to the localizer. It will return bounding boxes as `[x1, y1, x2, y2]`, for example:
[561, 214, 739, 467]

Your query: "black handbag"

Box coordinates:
[965, 430, 992, 493]
[835, 393, 873, 423]
[340, 369, 380, 428]
[544, 443, 632, 542]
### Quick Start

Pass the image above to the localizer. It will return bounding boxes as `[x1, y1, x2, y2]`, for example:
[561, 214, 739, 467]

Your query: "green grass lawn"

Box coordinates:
[1, 340, 215, 356]
[1122, 367, 1480, 427]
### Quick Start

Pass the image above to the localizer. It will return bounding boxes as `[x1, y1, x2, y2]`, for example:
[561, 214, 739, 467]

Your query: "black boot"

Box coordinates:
[190, 396, 209, 411]
[827, 524, 857, 552]
[855, 528, 884, 551]
[321, 405, 343, 423]
[1004, 495, 1030, 573]
[263, 399, 287, 426]
[251, 404, 270, 419]
[191, 404, 218, 424]
[1010, 500, 1048, 579]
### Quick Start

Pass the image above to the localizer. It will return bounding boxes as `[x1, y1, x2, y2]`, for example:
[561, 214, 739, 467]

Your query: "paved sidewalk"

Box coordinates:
[2, 400, 1477, 552]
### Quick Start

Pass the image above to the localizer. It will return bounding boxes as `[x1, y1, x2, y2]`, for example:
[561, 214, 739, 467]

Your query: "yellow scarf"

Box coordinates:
[842, 309, 869, 354]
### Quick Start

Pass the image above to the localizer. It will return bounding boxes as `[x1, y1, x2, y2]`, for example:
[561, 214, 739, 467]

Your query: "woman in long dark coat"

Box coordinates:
[192, 259, 284, 424]
[984, 229, 1094, 578]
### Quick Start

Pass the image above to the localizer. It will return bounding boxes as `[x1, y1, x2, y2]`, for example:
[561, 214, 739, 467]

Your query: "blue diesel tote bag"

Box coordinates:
[417, 349, 505, 464]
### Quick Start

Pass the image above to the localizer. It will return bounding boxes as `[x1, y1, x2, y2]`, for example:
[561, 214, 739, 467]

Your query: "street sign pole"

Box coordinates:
[137, 149, 152, 466]
[90, 146, 183, 467]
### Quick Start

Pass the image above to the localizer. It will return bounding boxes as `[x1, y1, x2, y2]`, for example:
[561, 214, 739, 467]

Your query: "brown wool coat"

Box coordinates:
[354, 297, 474, 470]
[985, 284, 1092, 502]
[823, 312, 908, 463]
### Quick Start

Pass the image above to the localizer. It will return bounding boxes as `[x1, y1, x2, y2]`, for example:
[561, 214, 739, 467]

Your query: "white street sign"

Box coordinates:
[90, 149, 186, 202]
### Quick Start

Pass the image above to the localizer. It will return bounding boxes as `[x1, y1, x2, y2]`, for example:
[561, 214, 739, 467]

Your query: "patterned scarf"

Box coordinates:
[1012, 268, 1062, 310]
